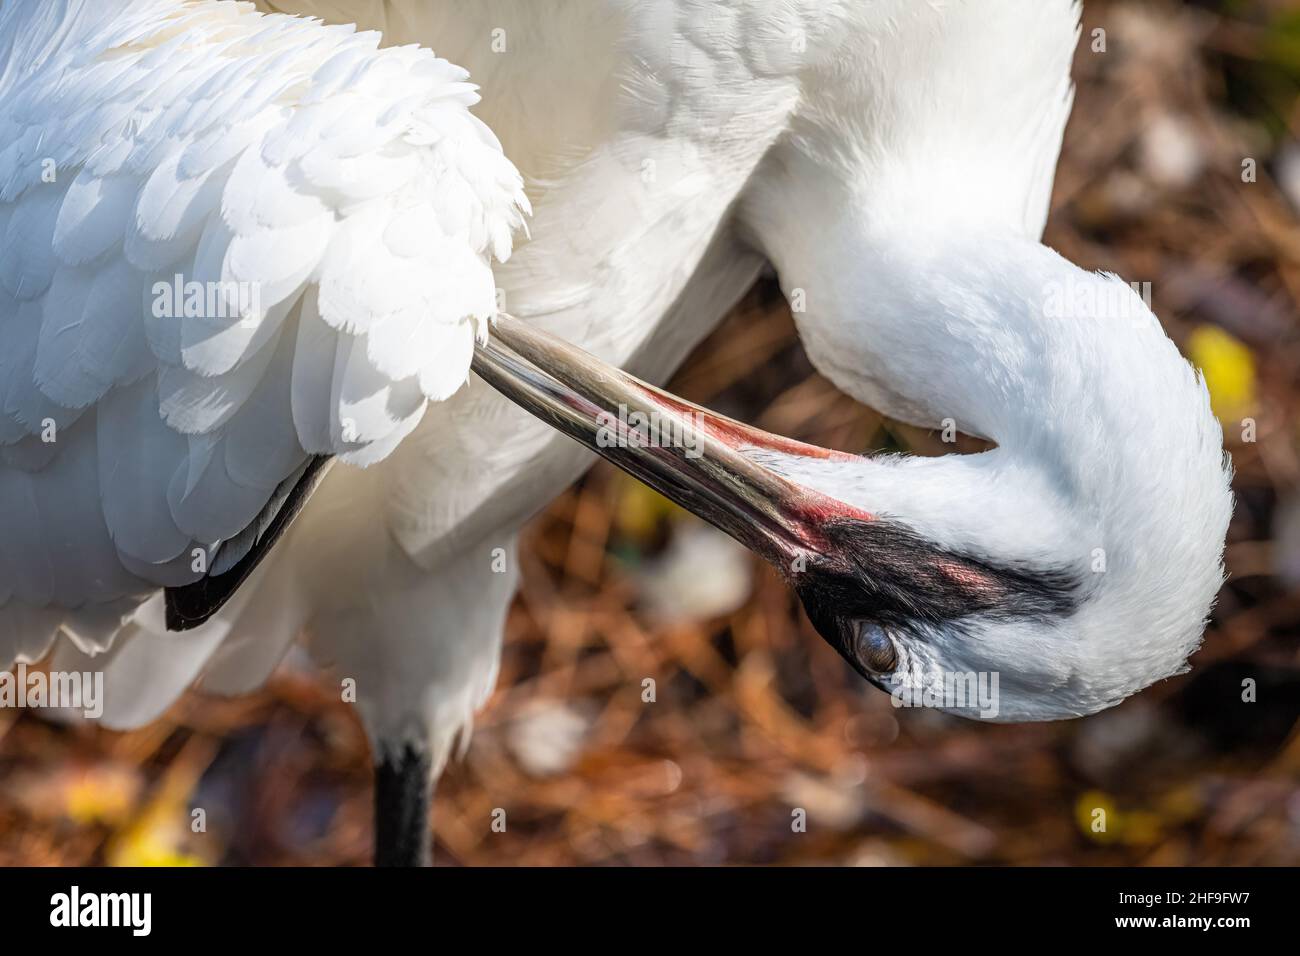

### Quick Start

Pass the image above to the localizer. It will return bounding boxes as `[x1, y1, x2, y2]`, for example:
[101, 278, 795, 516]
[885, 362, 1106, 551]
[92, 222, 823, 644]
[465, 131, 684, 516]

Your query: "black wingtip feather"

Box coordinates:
[164, 455, 333, 632]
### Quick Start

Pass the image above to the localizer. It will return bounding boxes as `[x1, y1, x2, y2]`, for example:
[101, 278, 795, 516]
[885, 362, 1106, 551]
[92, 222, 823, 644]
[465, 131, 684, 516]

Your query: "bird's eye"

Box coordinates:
[854, 622, 898, 673]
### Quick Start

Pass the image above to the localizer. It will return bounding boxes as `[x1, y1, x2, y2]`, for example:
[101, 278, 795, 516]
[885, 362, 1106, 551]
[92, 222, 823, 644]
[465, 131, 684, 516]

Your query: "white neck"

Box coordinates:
[738, 180, 1232, 716]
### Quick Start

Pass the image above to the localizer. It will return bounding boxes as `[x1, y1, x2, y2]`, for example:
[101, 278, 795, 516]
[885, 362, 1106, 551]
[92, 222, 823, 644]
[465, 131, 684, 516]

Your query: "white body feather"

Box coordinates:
[0, 0, 1230, 768]
[0, 0, 793, 767]
[0, 0, 528, 741]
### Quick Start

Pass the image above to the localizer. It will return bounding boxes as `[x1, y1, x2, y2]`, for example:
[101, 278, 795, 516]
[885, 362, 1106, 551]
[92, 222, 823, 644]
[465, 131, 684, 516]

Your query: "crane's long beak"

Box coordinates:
[471, 315, 870, 571]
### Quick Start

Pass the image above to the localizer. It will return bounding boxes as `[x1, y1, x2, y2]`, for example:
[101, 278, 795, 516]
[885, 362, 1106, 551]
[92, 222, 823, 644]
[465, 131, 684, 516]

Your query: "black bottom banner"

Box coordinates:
[0, 865, 1289, 942]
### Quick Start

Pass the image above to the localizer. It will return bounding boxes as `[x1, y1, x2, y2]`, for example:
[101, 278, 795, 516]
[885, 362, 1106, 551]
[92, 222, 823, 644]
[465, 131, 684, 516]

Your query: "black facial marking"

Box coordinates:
[794, 516, 1082, 661]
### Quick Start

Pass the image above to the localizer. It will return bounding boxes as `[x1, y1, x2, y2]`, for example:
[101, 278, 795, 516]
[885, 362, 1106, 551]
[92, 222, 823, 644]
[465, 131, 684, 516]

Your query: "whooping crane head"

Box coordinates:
[474, 229, 1233, 723]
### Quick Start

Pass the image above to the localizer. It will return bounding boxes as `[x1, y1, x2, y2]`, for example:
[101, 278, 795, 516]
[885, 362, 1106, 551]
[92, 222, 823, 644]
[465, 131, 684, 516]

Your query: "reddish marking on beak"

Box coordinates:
[626, 384, 879, 542]
[775, 495, 878, 563]
[787, 496, 876, 527]
[631, 385, 859, 463]
[471, 314, 878, 562]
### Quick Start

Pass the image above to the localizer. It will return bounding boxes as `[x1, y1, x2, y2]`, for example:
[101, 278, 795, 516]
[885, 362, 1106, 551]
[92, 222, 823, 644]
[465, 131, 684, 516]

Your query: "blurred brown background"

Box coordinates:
[2, 0, 1299, 866]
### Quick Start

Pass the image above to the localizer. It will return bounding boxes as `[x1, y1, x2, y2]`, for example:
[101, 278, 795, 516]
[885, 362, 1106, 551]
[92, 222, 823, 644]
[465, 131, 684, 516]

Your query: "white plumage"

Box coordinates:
[0, 0, 526, 673]
[0, 0, 1232, 865]
[1, 0, 821, 771]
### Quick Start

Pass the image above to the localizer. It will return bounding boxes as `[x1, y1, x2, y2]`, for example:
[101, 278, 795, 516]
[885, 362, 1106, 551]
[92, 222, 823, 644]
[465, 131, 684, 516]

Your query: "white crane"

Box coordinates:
[0, 0, 1232, 867]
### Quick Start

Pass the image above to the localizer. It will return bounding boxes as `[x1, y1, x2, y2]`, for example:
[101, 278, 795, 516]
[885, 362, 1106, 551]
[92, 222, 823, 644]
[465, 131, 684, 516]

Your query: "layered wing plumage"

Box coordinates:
[0, 0, 527, 666]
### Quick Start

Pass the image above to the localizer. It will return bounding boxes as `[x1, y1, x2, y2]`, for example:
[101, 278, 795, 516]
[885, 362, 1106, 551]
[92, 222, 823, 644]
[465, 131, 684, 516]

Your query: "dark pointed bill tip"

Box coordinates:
[470, 314, 871, 570]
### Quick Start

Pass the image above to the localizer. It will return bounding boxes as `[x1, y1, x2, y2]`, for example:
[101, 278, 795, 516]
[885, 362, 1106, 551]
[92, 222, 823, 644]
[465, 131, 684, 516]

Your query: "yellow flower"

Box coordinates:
[106, 804, 206, 868]
[1075, 789, 1119, 844]
[1186, 324, 1256, 425]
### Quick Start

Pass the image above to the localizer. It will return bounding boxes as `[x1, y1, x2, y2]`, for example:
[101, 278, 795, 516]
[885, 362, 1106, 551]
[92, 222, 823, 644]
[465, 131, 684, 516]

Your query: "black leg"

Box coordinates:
[374, 744, 433, 867]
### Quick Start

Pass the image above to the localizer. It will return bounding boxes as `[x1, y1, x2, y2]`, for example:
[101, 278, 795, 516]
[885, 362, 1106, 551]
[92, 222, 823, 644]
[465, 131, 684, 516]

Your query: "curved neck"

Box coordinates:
[739, 212, 1229, 685]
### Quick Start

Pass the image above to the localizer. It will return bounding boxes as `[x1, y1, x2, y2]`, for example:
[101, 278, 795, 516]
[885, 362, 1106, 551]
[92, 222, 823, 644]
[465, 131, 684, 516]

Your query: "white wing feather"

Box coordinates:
[0, 0, 527, 670]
